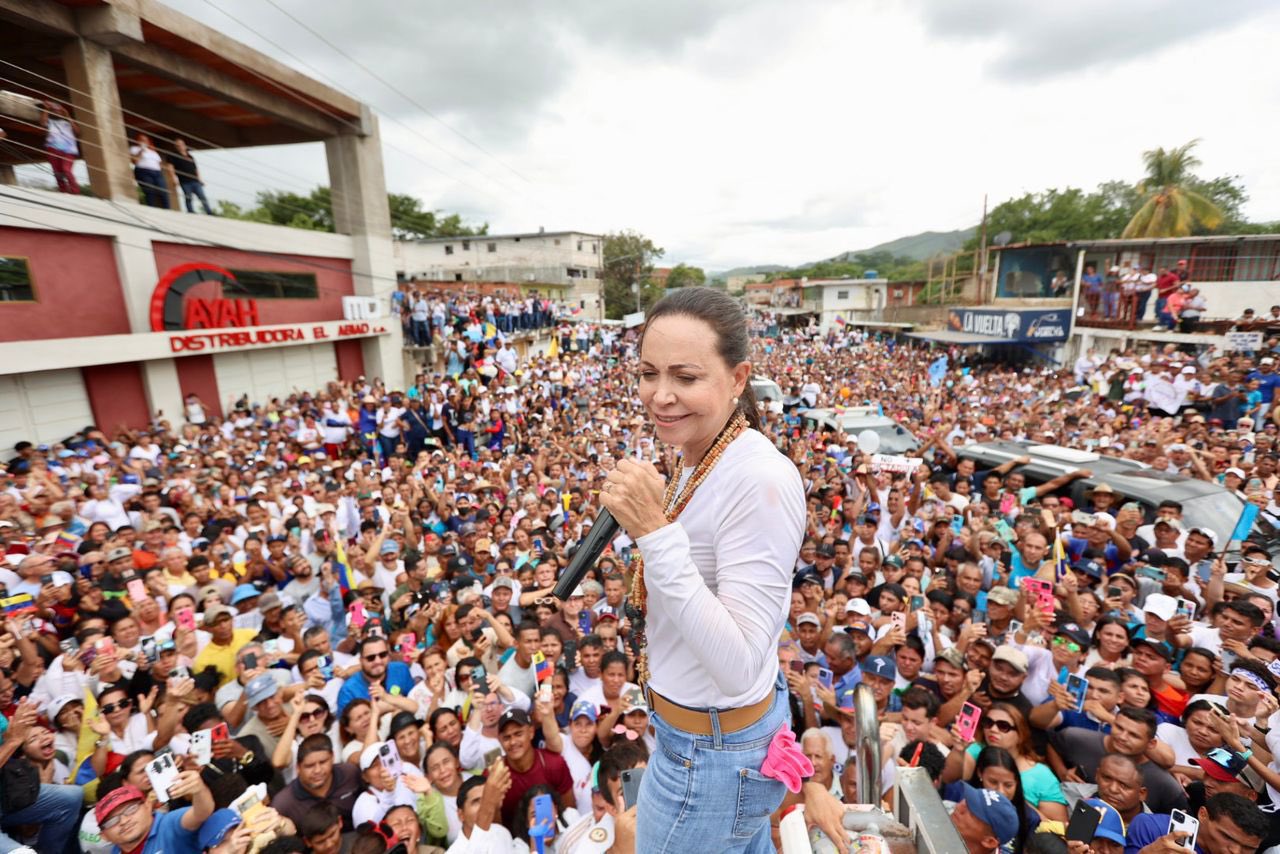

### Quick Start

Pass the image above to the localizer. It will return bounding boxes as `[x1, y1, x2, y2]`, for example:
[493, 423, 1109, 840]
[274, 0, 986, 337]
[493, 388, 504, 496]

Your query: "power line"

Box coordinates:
[197, 0, 547, 215]
[255, 0, 537, 189]
[0, 67, 485, 237]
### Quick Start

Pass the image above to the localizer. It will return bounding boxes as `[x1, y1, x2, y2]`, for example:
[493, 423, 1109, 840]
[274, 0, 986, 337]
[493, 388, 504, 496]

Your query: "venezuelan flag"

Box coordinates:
[1053, 530, 1069, 582]
[333, 537, 358, 596]
[533, 651, 551, 683]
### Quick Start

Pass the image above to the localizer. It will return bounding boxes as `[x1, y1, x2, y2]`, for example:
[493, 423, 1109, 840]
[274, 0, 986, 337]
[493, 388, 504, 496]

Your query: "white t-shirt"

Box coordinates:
[108, 713, 156, 754]
[130, 145, 162, 170]
[635, 430, 805, 707]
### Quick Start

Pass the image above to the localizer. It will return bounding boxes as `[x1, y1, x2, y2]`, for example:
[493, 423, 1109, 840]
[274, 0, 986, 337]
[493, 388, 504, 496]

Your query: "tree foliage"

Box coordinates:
[664, 263, 706, 289]
[602, 230, 665, 319]
[217, 187, 487, 238]
[767, 252, 926, 283]
[1123, 140, 1223, 238]
[963, 140, 1271, 250]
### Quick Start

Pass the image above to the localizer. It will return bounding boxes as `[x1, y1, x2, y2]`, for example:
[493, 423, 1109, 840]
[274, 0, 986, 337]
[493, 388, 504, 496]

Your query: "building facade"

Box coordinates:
[394, 230, 604, 319]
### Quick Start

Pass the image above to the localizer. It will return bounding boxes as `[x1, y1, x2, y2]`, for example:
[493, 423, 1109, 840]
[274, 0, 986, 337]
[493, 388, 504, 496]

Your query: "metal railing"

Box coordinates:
[894, 766, 967, 854]
[850, 684, 880, 805]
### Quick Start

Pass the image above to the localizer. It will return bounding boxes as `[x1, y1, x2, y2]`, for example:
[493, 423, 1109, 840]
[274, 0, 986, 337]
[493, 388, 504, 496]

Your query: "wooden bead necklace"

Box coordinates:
[629, 410, 749, 685]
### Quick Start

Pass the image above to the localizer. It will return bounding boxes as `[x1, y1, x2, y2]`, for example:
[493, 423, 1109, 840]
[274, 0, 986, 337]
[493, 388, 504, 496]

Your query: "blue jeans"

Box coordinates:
[135, 167, 169, 208]
[637, 671, 788, 853]
[1135, 290, 1152, 321]
[180, 178, 214, 214]
[0, 782, 83, 854]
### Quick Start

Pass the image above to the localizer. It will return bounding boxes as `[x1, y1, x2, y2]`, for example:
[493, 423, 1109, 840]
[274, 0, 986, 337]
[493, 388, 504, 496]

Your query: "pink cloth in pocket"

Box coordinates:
[759, 726, 814, 793]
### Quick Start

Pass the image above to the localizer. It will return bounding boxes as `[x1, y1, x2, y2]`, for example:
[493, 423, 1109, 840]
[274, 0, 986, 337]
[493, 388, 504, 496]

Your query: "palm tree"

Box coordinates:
[1122, 139, 1224, 238]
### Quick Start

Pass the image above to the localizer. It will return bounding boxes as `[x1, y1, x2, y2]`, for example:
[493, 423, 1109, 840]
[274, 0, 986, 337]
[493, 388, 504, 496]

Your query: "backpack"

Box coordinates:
[0, 754, 40, 814]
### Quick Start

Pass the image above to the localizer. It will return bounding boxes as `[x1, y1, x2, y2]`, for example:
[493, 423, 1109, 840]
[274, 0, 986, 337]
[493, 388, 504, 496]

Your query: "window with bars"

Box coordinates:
[0, 256, 36, 302]
[1189, 242, 1280, 282]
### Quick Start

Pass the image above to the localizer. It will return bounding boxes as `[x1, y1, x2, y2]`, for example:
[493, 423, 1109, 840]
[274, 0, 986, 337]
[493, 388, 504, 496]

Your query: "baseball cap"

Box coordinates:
[796, 612, 821, 627]
[1134, 638, 1175, 662]
[380, 541, 400, 555]
[197, 809, 242, 851]
[570, 699, 598, 722]
[94, 784, 146, 824]
[844, 619, 873, 636]
[46, 694, 82, 723]
[845, 598, 872, 616]
[959, 783, 1019, 847]
[815, 544, 836, 559]
[1054, 622, 1091, 649]
[935, 647, 966, 670]
[244, 673, 279, 708]
[1142, 593, 1178, 622]
[792, 570, 823, 589]
[257, 592, 282, 614]
[388, 711, 420, 738]
[987, 586, 1018, 607]
[202, 603, 234, 627]
[1071, 559, 1104, 579]
[230, 584, 260, 605]
[862, 655, 896, 681]
[491, 576, 516, 591]
[1081, 798, 1126, 846]
[992, 645, 1028, 673]
[359, 742, 386, 771]
[106, 547, 131, 563]
[499, 708, 531, 731]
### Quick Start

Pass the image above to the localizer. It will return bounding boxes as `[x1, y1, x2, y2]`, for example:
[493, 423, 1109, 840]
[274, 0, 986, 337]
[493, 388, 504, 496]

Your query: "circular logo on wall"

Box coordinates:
[149, 263, 241, 332]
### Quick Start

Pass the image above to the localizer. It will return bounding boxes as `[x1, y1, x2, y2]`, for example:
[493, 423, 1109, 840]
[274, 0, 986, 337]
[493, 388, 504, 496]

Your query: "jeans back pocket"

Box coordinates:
[733, 767, 785, 839]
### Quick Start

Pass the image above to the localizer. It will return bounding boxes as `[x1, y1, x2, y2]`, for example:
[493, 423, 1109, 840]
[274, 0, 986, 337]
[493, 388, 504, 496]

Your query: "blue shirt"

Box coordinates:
[1006, 552, 1041, 590]
[1124, 813, 1204, 854]
[1247, 370, 1280, 403]
[114, 806, 199, 854]
[336, 661, 415, 714]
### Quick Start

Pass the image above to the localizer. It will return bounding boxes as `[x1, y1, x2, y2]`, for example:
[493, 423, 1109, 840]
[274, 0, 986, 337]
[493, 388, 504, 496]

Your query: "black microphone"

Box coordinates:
[553, 508, 620, 601]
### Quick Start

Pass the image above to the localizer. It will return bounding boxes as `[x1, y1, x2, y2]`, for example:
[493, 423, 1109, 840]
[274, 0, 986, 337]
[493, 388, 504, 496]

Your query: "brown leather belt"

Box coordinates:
[645, 686, 773, 736]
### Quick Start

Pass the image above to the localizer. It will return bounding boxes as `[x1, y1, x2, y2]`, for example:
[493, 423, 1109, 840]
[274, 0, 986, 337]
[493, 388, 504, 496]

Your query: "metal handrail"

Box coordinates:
[895, 766, 967, 854]
[850, 683, 880, 805]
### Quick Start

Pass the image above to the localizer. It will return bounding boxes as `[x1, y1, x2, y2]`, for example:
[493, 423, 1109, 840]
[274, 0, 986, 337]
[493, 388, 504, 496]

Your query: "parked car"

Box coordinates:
[955, 440, 1276, 548]
[798, 406, 921, 455]
[749, 375, 784, 402]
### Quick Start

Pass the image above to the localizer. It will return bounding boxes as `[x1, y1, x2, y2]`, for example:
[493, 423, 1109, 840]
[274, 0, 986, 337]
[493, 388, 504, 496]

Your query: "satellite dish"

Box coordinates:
[856, 429, 880, 454]
[993, 231, 1013, 247]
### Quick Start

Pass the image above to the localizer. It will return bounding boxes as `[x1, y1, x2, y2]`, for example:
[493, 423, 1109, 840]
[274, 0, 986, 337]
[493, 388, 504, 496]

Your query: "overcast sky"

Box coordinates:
[161, 0, 1280, 270]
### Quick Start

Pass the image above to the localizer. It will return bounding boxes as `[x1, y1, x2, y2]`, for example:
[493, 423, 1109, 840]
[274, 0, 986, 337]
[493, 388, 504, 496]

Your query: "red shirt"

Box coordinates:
[1156, 272, 1180, 298]
[500, 747, 574, 827]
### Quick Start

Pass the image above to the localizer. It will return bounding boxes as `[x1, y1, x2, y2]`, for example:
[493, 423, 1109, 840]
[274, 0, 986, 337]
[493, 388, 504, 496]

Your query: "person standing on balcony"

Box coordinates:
[129, 133, 169, 208]
[1082, 264, 1103, 316]
[1102, 266, 1121, 319]
[1136, 264, 1157, 321]
[1155, 266, 1181, 330]
[1179, 287, 1207, 334]
[165, 138, 215, 214]
[411, 291, 431, 347]
[39, 101, 80, 194]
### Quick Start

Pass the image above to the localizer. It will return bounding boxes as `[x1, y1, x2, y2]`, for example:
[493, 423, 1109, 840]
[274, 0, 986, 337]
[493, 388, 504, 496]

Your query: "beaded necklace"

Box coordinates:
[629, 410, 749, 685]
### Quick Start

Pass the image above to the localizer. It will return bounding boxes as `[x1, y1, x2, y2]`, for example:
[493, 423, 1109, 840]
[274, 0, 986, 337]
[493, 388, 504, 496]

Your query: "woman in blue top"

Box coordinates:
[943, 702, 1069, 822]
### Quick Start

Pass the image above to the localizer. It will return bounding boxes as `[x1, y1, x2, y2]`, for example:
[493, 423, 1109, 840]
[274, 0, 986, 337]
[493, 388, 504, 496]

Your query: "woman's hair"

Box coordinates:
[981, 702, 1039, 762]
[1092, 615, 1132, 655]
[971, 745, 1029, 854]
[1115, 667, 1156, 710]
[339, 698, 372, 743]
[642, 287, 761, 432]
[429, 707, 461, 738]
[301, 693, 334, 730]
[1179, 647, 1218, 689]
[424, 740, 459, 772]
[119, 749, 154, 781]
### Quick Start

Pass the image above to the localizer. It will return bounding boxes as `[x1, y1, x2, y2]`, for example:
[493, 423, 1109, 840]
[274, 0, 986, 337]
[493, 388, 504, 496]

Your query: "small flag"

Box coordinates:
[834, 316, 846, 326]
[54, 531, 81, 552]
[1053, 531, 1069, 582]
[1232, 503, 1260, 542]
[533, 651, 551, 683]
[333, 538, 358, 596]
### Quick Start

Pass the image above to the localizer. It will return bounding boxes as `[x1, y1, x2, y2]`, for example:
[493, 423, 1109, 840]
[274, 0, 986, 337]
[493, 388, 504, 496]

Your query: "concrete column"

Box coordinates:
[325, 107, 404, 388]
[140, 359, 185, 425]
[61, 38, 136, 203]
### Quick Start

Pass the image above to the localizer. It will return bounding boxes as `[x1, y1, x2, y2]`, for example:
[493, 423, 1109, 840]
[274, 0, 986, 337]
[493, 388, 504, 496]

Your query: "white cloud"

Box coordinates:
[168, 0, 1280, 271]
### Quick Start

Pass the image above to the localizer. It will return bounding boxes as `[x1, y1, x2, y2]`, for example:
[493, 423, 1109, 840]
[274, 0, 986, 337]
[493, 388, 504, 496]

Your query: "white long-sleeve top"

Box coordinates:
[636, 428, 804, 708]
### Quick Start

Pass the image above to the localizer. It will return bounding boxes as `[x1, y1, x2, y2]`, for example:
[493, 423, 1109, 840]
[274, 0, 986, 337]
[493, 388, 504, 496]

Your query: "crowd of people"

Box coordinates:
[5, 305, 1280, 854]
[1080, 259, 1209, 331]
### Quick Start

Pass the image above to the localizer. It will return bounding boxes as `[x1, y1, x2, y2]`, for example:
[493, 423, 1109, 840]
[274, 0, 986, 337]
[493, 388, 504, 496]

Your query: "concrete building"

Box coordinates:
[0, 0, 402, 447]
[394, 230, 604, 319]
[805, 278, 888, 332]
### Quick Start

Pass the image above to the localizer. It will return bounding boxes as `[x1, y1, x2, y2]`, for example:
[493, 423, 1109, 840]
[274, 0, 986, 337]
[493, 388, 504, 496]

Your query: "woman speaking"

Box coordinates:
[601, 288, 807, 852]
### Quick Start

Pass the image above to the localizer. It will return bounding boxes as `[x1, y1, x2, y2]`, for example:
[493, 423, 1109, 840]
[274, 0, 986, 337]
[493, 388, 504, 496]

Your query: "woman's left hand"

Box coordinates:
[601, 459, 668, 539]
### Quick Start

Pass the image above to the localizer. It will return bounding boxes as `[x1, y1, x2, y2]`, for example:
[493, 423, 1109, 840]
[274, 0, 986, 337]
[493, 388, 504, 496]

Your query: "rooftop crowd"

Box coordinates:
[4, 307, 1280, 854]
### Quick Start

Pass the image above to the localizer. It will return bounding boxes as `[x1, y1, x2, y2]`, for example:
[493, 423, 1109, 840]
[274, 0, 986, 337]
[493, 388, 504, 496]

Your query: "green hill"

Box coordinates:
[829, 228, 975, 263]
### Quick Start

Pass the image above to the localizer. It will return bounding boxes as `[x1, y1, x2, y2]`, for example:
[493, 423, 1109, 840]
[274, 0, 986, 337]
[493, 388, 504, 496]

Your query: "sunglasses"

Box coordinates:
[100, 700, 132, 714]
[1052, 637, 1082, 653]
[364, 651, 389, 661]
[300, 707, 327, 722]
[983, 718, 1015, 733]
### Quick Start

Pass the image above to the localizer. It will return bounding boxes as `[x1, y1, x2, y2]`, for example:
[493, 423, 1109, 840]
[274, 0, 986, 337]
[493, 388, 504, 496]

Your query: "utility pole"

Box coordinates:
[978, 193, 989, 304]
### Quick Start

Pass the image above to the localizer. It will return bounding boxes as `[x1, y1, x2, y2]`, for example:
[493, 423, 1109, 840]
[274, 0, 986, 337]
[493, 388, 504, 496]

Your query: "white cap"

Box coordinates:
[845, 598, 872, 616]
[46, 693, 81, 722]
[359, 742, 384, 771]
[1262, 358, 1275, 365]
[49, 571, 74, 588]
[1143, 593, 1178, 622]
[1181, 366, 1196, 374]
[1225, 467, 1247, 479]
